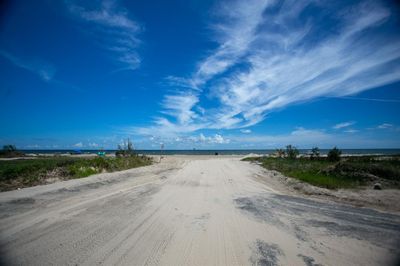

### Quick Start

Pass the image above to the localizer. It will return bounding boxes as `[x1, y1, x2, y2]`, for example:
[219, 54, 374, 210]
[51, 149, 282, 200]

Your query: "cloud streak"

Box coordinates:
[0, 50, 56, 81]
[67, 0, 142, 70]
[333, 121, 355, 129]
[227, 127, 400, 149]
[193, 0, 270, 86]
[330, 96, 400, 103]
[137, 0, 400, 139]
[377, 123, 393, 129]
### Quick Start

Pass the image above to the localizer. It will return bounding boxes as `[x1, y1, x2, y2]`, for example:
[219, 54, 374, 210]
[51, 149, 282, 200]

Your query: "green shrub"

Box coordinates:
[3, 145, 16, 152]
[68, 165, 99, 178]
[0, 144, 25, 158]
[286, 145, 299, 160]
[310, 147, 320, 160]
[116, 139, 136, 157]
[328, 147, 342, 162]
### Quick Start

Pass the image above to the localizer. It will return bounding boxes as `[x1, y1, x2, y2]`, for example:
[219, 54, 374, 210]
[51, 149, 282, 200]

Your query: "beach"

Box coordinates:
[2, 0, 400, 264]
[0, 155, 399, 265]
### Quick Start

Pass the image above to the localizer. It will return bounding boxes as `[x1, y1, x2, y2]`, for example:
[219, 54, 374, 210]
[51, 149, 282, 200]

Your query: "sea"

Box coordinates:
[21, 149, 400, 156]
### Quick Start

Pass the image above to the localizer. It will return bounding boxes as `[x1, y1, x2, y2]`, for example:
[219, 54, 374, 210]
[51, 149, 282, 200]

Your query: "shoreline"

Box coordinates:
[13, 148, 400, 156]
[1, 150, 399, 160]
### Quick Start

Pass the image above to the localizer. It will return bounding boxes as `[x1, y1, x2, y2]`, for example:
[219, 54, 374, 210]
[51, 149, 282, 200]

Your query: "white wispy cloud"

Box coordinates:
[67, 0, 142, 70]
[227, 127, 400, 149]
[240, 129, 252, 134]
[0, 50, 56, 81]
[333, 121, 355, 129]
[344, 129, 359, 133]
[73, 142, 83, 148]
[133, 117, 205, 138]
[209, 0, 399, 128]
[161, 93, 199, 124]
[25, 144, 41, 149]
[210, 134, 230, 144]
[136, 133, 231, 149]
[164, 76, 199, 90]
[187, 133, 230, 144]
[137, 127, 399, 149]
[88, 142, 99, 147]
[193, 0, 270, 86]
[377, 123, 393, 129]
[71, 142, 99, 148]
[229, 128, 331, 148]
[137, 0, 400, 139]
[331, 96, 400, 103]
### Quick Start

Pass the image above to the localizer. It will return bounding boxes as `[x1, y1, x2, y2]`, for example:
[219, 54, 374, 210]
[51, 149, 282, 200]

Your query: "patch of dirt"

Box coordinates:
[10, 198, 35, 204]
[298, 254, 323, 266]
[41, 167, 70, 184]
[250, 240, 284, 266]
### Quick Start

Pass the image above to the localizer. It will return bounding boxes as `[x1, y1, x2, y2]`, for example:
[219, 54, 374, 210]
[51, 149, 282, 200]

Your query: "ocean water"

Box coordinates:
[22, 149, 400, 156]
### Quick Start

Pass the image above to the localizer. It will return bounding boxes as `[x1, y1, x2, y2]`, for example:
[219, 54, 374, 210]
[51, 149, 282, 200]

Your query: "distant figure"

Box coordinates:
[215, 152, 218, 156]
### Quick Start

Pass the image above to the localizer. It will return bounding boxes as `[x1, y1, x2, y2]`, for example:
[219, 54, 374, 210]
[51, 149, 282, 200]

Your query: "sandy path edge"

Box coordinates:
[246, 160, 400, 214]
[0, 156, 184, 202]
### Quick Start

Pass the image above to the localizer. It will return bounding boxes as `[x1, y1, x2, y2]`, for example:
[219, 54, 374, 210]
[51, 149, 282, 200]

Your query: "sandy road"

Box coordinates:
[0, 156, 399, 265]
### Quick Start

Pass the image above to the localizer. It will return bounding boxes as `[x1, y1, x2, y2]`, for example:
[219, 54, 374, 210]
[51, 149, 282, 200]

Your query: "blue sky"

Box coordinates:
[0, 0, 400, 149]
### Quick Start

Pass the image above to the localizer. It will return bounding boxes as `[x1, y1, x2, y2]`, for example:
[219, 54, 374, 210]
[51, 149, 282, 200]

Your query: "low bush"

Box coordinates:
[327, 147, 342, 162]
[310, 147, 320, 160]
[0, 156, 152, 191]
[0, 145, 25, 158]
[286, 145, 299, 160]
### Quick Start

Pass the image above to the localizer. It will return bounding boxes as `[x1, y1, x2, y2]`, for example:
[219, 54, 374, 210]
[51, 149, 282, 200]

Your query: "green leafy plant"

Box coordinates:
[0, 144, 25, 158]
[3, 145, 16, 152]
[116, 138, 136, 157]
[310, 147, 320, 160]
[328, 147, 342, 162]
[286, 145, 299, 160]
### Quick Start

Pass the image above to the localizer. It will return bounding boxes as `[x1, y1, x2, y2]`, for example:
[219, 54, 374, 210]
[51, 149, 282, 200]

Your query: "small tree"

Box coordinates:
[327, 146, 341, 162]
[116, 138, 136, 157]
[127, 139, 134, 152]
[275, 148, 285, 158]
[310, 147, 320, 160]
[0, 144, 24, 158]
[286, 145, 299, 159]
[3, 145, 16, 152]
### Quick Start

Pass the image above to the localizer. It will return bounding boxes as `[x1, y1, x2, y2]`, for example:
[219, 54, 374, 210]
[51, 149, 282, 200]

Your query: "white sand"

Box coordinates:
[0, 156, 399, 265]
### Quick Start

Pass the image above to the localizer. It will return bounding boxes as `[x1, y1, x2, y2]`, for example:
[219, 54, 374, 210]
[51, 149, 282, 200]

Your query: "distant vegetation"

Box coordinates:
[285, 145, 299, 159]
[310, 147, 320, 160]
[0, 145, 25, 158]
[327, 146, 341, 162]
[0, 141, 152, 191]
[115, 138, 136, 157]
[244, 146, 400, 189]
